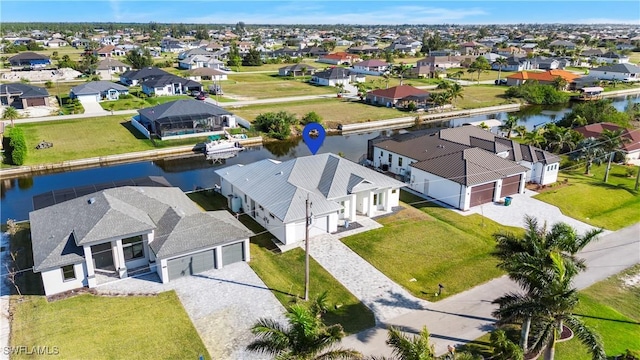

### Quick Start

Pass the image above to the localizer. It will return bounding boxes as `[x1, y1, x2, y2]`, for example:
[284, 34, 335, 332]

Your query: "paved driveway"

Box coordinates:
[97, 262, 285, 359]
[457, 189, 608, 235]
[79, 98, 107, 114]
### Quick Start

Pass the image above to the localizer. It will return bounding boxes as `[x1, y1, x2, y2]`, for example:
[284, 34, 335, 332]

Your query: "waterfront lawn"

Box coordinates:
[452, 85, 512, 109]
[187, 192, 376, 334]
[10, 291, 210, 360]
[341, 191, 521, 300]
[6, 223, 44, 295]
[231, 98, 404, 127]
[16, 115, 155, 165]
[534, 164, 640, 230]
[220, 73, 334, 99]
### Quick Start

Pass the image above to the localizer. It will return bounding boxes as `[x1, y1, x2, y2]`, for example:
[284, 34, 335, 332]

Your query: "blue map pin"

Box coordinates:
[302, 122, 326, 155]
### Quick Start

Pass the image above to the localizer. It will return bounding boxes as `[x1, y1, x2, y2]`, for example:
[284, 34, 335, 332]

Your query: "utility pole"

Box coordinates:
[603, 152, 614, 183]
[304, 193, 311, 301]
[635, 165, 640, 191]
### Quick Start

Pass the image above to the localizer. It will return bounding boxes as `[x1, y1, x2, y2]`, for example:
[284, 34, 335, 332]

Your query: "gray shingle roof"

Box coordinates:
[70, 81, 128, 96]
[30, 186, 252, 272]
[313, 67, 353, 80]
[141, 75, 201, 89]
[137, 99, 231, 122]
[592, 63, 640, 73]
[0, 83, 49, 99]
[96, 58, 130, 70]
[216, 153, 406, 222]
[121, 67, 171, 80]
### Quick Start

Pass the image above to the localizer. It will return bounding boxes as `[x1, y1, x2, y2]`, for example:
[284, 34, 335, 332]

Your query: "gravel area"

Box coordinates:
[302, 217, 431, 323]
[97, 262, 285, 359]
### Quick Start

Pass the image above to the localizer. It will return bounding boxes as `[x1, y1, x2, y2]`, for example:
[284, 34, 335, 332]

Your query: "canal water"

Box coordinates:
[2, 94, 639, 221]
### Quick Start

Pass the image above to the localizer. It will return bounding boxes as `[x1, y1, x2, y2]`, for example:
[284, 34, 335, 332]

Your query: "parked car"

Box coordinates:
[190, 90, 201, 97]
[196, 93, 207, 100]
[495, 79, 507, 85]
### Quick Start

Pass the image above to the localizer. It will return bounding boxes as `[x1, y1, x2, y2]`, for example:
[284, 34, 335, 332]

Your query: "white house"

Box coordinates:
[351, 59, 390, 75]
[30, 185, 253, 296]
[140, 75, 202, 96]
[70, 81, 129, 102]
[589, 63, 640, 82]
[215, 153, 405, 246]
[178, 54, 224, 70]
[310, 67, 365, 87]
[96, 58, 131, 81]
[370, 126, 559, 210]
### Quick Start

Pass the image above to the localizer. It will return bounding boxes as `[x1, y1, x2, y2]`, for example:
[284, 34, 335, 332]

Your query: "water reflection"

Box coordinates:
[263, 137, 302, 157]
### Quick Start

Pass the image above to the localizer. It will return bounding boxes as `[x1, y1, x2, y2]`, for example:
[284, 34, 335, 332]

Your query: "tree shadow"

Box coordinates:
[373, 290, 427, 311]
[573, 313, 640, 325]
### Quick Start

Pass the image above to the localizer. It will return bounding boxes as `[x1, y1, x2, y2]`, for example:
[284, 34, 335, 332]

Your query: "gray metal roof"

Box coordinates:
[137, 99, 231, 122]
[313, 67, 353, 80]
[30, 186, 252, 272]
[376, 135, 470, 162]
[70, 81, 128, 96]
[121, 67, 171, 80]
[216, 153, 406, 222]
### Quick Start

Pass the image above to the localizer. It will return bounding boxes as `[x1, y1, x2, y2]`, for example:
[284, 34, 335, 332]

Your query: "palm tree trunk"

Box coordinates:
[543, 329, 557, 360]
[520, 316, 531, 352]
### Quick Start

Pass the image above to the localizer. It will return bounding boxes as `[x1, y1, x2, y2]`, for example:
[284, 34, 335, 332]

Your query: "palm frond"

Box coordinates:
[314, 349, 364, 360]
[564, 315, 606, 360]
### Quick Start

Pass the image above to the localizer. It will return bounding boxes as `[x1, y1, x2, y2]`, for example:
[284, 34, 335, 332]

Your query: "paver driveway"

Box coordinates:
[97, 262, 285, 359]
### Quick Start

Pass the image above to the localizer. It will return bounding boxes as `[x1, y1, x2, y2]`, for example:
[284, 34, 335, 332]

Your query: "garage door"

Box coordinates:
[222, 242, 244, 266]
[167, 249, 216, 281]
[501, 174, 521, 197]
[26, 98, 46, 107]
[469, 182, 496, 207]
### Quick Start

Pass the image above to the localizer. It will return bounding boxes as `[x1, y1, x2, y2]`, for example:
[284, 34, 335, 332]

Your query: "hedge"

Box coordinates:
[5, 126, 27, 165]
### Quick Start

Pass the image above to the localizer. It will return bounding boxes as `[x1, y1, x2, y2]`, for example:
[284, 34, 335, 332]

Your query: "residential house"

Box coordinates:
[186, 68, 228, 82]
[459, 41, 489, 55]
[505, 69, 580, 88]
[589, 63, 640, 82]
[570, 76, 602, 90]
[365, 85, 429, 107]
[46, 38, 68, 48]
[120, 67, 172, 86]
[271, 47, 301, 58]
[70, 81, 129, 102]
[0, 83, 50, 109]
[414, 55, 474, 78]
[215, 153, 406, 245]
[300, 46, 328, 57]
[574, 123, 640, 162]
[347, 45, 380, 56]
[492, 55, 532, 72]
[596, 51, 631, 64]
[8, 52, 51, 69]
[178, 54, 224, 70]
[161, 38, 184, 53]
[549, 40, 577, 50]
[317, 52, 360, 65]
[140, 75, 202, 96]
[71, 38, 91, 48]
[520, 43, 538, 54]
[350, 59, 390, 75]
[310, 67, 364, 87]
[177, 48, 217, 61]
[29, 183, 253, 296]
[531, 56, 562, 70]
[96, 58, 132, 81]
[94, 45, 125, 57]
[278, 64, 317, 77]
[133, 99, 236, 140]
[371, 126, 559, 210]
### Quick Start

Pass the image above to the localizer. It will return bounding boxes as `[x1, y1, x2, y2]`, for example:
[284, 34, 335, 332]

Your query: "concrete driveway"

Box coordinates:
[97, 262, 285, 359]
[457, 189, 608, 235]
[79, 98, 108, 114]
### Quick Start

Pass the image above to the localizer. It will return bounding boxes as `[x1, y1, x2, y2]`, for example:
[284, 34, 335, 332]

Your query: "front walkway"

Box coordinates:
[300, 216, 431, 323]
[96, 262, 285, 360]
[457, 189, 609, 235]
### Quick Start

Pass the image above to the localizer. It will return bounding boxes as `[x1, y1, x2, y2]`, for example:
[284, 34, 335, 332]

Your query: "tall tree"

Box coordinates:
[2, 106, 19, 127]
[468, 56, 491, 82]
[571, 138, 607, 175]
[447, 83, 464, 107]
[499, 114, 519, 138]
[392, 63, 413, 86]
[543, 124, 581, 153]
[125, 49, 153, 69]
[493, 57, 508, 81]
[385, 326, 435, 360]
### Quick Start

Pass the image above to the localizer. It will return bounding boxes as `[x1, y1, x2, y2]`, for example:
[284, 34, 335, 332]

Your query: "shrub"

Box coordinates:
[5, 127, 27, 165]
[119, 93, 133, 99]
[44, 80, 54, 89]
[254, 111, 297, 140]
[300, 111, 323, 125]
[505, 82, 569, 105]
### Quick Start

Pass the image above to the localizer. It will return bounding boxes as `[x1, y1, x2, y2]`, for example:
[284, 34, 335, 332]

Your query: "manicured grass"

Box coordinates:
[446, 68, 518, 82]
[534, 164, 640, 230]
[15, 116, 156, 165]
[187, 192, 376, 334]
[628, 52, 640, 65]
[231, 98, 405, 128]
[100, 94, 193, 111]
[220, 73, 334, 99]
[10, 291, 210, 360]
[454, 85, 512, 109]
[342, 191, 522, 301]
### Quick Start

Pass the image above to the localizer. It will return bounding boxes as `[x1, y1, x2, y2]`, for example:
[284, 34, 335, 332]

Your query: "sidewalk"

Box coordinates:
[340, 222, 640, 356]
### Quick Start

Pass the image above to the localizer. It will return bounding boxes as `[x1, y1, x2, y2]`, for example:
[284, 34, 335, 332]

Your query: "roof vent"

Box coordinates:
[276, 171, 283, 175]
[88, 197, 96, 204]
[437, 145, 445, 149]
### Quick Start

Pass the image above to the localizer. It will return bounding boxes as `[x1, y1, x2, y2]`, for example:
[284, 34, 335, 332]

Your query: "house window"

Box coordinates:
[392, 189, 397, 194]
[244, 194, 247, 203]
[388, 154, 392, 163]
[123, 235, 144, 261]
[62, 265, 75, 281]
[398, 157, 403, 167]
[259, 205, 264, 211]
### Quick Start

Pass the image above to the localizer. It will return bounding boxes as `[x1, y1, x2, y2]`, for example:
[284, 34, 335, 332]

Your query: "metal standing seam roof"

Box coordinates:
[30, 186, 253, 272]
[70, 81, 129, 96]
[592, 63, 640, 73]
[215, 153, 406, 223]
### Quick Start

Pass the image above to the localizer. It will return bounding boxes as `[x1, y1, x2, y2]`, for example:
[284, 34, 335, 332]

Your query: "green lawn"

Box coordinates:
[10, 292, 210, 360]
[452, 85, 512, 109]
[231, 98, 405, 128]
[628, 52, 640, 65]
[460, 265, 640, 359]
[187, 192, 375, 334]
[14, 115, 156, 165]
[534, 164, 640, 230]
[446, 68, 518, 82]
[220, 73, 334, 99]
[100, 94, 192, 111]
[342, 191, 522, 300]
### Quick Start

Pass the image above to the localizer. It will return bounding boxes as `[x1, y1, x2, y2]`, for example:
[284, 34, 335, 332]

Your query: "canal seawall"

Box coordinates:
[0, 137, 263, 179]
[339, 103, 523, 134]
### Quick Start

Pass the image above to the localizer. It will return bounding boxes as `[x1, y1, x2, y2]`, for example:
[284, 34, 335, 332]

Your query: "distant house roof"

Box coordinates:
[313, 67, 354, 80]
[592, 63, 640, 73]
[574, 123, 640, 153]
[140, 75, 201, 89]
[121, 67, 171, 80]
[29, 186, 253, 271]
[215, 153, 405, 223]
[71, 81, 128, 96]
[96, 58, 131, 70]
[8, 51, 50, 62]
[368, 85, 428, 100]
[279, 64, 317, 72]
[355, 59, 388, 67]
[0, 83, 49, 99]
[187, 67, 227, 76]
[138, 99, 231, 123]
[95, 45, 116, 54]
[506, 69, 580, 82]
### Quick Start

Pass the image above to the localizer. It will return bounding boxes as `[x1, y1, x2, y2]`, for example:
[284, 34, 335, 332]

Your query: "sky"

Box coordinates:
[2, 1, 640, 25]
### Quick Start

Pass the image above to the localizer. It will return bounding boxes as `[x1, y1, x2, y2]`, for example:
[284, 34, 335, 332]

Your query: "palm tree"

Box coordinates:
[385, 326, 435, 360]
[571, 137, 607, 175]
[514, 125, 527, 139]
[2, 106, 19, 127]
[335, 83, 345, 97]
[523, 128, 546, 148]
[436, 80, 452, 91]
[447, 83, 464, 107]
[247, 296, 362, 360]
[493, 57, 509, 82]
[392, 63, 413, 86]
[489, 329, 524, 360]
[449, 70, 465, 80]
[543, 124, 580, 154]
[499, 114, 519, 138]
[492, 216, 604, 355]
[551, 76, 568, 91]
[599, 128, 629, 182]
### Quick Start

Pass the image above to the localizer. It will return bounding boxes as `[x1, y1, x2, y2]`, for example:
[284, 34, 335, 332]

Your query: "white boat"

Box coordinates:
[204, 138, 243, 155]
